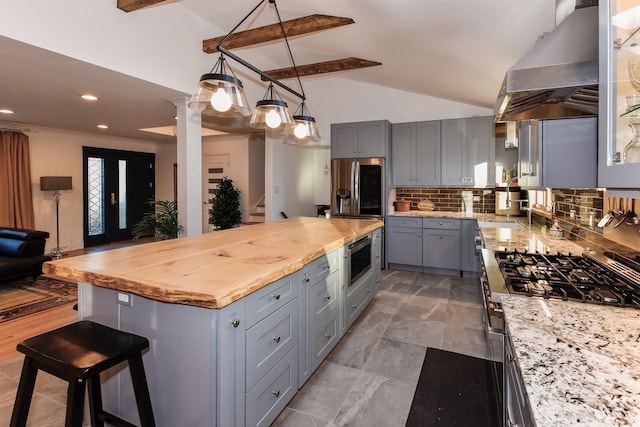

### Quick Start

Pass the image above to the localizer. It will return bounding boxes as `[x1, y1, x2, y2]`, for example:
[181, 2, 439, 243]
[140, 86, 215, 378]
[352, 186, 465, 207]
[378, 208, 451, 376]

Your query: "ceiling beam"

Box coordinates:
[203, 15, 355, 53]
[261, 58, 382, 80]
[117, 0, 166, 12]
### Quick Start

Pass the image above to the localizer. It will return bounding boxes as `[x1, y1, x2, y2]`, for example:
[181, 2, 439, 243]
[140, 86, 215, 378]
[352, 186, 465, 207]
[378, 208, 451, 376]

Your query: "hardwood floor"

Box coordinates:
[0, 238, 155, 362]
[0, 302, 78, 362]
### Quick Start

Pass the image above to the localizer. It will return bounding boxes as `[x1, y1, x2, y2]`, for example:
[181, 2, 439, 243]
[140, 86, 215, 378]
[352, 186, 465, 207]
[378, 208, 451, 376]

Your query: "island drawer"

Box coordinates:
[387, 216, 422, 228]
[423, 218, 460, 230]
[300, 247, 342, 285]
[307, 269, 340, 327]
[310, 309, 340, 371]
[246, 273, 298, 328]
[246, 299, 298, 391]
[246, 346, 298, 427]
[344, 276, 371, 330]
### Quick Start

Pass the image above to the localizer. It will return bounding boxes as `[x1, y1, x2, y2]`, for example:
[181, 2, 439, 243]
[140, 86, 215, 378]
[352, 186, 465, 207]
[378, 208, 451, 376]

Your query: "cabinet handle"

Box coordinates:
[325, 334, 332, 339]
[272, 390, 280, 398]
[344, 254, 348, 259]
[325, 294, 331, 300]
[508, 354, 514, 362]
[352, 305, 358, 310]
[231, 319, 240, 328]
[273, 293, 281, 300]
[304, 276, 310, 283]
[439, 236, 444, 239]
[417, 234, 421, 238]
[273, 336, 281, 343]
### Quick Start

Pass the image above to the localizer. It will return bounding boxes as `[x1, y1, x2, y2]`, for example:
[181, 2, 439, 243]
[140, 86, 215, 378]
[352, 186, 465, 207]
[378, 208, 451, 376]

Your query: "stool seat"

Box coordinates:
[11, 320, 155, 427]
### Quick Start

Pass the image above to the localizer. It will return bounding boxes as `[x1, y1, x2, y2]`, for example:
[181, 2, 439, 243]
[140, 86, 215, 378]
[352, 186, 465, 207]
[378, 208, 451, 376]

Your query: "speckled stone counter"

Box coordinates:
[501, 295, 640, 426]
[390, 210, 586, 254]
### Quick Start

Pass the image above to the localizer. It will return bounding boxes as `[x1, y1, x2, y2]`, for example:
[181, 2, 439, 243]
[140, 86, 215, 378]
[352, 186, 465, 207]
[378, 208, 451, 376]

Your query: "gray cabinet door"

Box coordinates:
[387, 227, 422, 266]
[460, 219, 479, 274]
[331, 122, 358, 158]
[357, 120, 388, 158]
[416, 121, 441, 185]
[467, 116, 496, 187]
[542, 117, 597, 188]
[518, 120, 541, 188]
[423, 229, 461, 270]
[441, 118, 467, 186]
[391, 122, 416, 185]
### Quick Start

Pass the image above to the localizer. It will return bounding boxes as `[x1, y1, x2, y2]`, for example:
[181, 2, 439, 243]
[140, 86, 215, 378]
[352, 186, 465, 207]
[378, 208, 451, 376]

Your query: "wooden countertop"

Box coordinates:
[44, 217, 382, 309]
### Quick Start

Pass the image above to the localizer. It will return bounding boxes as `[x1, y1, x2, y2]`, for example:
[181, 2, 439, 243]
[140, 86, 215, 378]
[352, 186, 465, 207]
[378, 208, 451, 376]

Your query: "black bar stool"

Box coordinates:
[10, 320, 156, 427]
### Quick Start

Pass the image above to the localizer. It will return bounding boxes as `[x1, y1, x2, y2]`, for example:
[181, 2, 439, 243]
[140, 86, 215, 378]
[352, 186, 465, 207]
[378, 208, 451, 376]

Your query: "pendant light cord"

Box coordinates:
[272, 0, 305, 101]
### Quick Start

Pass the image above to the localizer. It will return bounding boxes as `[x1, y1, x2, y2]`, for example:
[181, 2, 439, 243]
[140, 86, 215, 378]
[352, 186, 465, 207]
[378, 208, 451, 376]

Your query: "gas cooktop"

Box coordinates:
[495, 250, 640, 308]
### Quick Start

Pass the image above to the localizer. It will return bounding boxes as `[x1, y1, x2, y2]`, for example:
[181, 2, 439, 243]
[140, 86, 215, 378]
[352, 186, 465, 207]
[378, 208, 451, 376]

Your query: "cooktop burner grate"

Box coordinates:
[495, 250, 640, 308]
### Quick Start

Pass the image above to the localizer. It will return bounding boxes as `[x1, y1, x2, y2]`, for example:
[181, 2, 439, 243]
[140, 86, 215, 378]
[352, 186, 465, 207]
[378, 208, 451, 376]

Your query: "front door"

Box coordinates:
[83, 147, 155, 247]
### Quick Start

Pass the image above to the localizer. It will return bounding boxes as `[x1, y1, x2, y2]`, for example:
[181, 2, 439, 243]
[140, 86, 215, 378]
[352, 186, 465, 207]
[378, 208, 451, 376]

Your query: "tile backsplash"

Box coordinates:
[395, 188, 496, 213]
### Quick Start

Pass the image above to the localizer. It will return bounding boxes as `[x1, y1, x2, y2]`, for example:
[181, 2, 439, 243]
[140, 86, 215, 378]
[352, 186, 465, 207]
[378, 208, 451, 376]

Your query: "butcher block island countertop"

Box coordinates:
[43, 217, 382, 309]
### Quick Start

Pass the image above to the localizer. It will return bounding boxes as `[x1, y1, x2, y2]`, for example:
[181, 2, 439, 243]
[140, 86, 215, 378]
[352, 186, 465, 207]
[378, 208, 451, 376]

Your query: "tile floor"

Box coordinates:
[0, 269, 497, 426]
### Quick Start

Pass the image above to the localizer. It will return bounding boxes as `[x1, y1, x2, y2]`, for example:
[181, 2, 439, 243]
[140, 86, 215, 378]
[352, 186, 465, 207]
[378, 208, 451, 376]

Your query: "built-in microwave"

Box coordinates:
[348, 236, 371, 287]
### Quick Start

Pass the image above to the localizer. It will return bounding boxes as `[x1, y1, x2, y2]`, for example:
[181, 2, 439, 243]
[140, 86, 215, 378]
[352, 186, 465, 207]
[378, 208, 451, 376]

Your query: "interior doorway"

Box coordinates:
[202, 154, 230, 232]
[83, 147, 155, 247]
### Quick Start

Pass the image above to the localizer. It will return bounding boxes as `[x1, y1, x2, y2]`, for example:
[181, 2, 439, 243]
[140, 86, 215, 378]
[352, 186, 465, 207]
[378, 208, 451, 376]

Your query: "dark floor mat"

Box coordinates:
[406, 348, 502, 426]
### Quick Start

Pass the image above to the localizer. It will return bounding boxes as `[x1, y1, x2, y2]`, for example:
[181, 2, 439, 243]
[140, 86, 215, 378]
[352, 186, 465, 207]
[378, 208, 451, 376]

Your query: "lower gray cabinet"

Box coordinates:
[246, 347, 298, 427]
[423, 218, 461, 273]
[461, 219, 480, 276]
[387, 216, 422, 268]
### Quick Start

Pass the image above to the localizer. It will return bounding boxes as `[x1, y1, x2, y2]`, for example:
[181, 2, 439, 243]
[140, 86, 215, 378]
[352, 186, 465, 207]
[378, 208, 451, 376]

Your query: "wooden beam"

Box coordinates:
[261, 58, 382, 80]
[117, 0, 165, 12]
[203, 15, 354, 53]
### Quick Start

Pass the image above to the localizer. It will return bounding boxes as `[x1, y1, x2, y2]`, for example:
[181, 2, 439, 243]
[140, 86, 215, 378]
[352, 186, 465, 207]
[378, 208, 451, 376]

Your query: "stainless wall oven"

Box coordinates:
[348, 236, 371, 287]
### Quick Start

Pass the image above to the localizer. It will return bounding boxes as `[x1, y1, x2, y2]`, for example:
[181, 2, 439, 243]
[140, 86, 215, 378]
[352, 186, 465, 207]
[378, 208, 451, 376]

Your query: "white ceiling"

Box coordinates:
[0, 0, 557, 141]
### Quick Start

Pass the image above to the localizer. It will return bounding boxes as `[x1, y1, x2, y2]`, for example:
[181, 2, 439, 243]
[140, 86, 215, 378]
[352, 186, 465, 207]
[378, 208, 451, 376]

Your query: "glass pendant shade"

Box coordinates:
[288, 115, 321, 142]
[188, 56, 251, 118]
[249, 84, 294, 130]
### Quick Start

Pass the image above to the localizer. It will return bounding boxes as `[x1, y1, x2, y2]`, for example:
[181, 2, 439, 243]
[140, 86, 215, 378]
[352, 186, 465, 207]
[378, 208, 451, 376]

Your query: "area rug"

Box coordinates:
[405, 348, 502, 426]
[0, 276, 77, 323]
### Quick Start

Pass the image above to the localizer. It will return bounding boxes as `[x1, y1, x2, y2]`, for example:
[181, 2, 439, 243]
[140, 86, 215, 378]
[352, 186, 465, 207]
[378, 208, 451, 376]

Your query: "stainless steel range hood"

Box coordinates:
[494, 4, 599, 122]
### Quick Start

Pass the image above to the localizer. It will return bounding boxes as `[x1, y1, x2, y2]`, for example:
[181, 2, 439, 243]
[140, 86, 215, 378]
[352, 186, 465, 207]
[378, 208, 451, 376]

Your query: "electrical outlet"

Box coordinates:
[473, 196, 481, 202]
[116, 292, 133, 306]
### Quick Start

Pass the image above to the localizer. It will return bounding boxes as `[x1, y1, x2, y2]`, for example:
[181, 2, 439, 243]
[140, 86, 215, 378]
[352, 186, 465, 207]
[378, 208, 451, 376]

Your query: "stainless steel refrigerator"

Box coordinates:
[330, 158, 385, 219]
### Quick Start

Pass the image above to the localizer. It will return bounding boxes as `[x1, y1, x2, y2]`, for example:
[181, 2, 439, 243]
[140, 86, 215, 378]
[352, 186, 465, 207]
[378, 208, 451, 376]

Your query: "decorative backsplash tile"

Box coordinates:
[395, 187, 496, 213]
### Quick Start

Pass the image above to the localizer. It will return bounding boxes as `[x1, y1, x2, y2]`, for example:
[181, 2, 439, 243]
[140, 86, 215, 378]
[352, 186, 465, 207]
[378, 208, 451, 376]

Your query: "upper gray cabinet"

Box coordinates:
[518, 118, 597, 189]
[391, 121, 440, 186]
[441, 116, 495, 187]
[331, 120, 390, 159]
[598, 1, 640, 188]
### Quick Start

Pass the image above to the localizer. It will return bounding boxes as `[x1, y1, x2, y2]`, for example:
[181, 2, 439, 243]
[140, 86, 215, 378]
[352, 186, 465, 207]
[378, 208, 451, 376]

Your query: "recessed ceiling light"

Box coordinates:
[0, 109, 14, 114]
[81, 94, 99, 101]
[97, 124, 109, 129]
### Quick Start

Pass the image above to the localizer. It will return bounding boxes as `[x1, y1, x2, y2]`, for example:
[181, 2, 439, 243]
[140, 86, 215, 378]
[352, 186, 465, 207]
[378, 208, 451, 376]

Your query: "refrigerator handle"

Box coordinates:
[353, 160, 360, 215]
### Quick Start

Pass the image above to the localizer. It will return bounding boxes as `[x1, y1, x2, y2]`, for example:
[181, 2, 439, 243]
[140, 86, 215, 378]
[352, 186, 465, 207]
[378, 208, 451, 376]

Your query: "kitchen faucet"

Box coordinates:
[505, 176, 532, 225]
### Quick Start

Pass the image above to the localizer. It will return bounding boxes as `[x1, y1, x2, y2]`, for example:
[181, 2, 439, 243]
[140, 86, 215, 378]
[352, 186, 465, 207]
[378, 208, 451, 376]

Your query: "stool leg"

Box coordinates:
[87, 376, 105, 427]
[65, 378, 86, 427]
[10, 357, 38, 427]
[128, 354, 156, 427]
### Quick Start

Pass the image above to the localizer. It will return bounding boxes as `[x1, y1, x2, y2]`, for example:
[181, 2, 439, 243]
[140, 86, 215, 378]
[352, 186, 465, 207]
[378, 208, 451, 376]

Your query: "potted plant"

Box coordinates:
[131, 199, 184, 240]
[209, 177, 242, 229]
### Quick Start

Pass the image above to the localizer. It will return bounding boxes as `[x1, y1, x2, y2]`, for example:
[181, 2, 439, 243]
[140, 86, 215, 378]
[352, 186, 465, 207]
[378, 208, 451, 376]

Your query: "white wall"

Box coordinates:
[28, 126, 170, 252]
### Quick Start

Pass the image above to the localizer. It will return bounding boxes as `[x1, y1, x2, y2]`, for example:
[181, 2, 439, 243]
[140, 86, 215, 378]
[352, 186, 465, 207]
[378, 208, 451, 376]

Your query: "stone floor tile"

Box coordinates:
[361, 337, 426, 384]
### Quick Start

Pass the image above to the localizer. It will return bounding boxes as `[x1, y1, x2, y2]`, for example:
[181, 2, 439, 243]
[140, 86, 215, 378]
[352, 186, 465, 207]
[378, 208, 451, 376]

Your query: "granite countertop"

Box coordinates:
[390, 210, 586, 254]
[43, 217, 382, 309]
[501, 295, 640, 426]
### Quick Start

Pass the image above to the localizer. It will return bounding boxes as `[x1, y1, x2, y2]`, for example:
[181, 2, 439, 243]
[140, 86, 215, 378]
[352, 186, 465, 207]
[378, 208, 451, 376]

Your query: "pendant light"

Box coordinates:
[286, 101, 321, 143]
[249, 83, 294, 130]
[188, 54, 251, 118]
[189, 0, 322, 145]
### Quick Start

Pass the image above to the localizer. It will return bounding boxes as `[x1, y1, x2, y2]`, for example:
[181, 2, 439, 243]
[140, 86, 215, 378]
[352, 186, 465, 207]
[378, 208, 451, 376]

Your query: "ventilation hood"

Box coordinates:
[494, 5, 599, 122]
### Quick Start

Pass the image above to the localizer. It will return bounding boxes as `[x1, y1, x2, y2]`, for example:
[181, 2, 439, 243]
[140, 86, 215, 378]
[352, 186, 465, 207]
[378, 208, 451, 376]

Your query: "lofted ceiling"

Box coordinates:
[0, 0, 556, 141]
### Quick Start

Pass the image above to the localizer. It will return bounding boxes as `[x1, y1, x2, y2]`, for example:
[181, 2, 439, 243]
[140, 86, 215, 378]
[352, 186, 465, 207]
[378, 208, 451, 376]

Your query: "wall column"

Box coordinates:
[171, 96, 203, 236]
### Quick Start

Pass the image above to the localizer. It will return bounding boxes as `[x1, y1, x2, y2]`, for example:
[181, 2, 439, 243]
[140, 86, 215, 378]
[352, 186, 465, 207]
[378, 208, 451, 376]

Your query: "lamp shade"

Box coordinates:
[249, 99, 294, 131]
[286, 115, 321, 142]
[189, 73, 252, 118]
[40, 176, 72, 191]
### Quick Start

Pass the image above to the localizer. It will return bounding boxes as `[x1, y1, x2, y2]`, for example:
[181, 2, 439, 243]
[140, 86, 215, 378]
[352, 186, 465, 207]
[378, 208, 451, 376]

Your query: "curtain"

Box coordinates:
[0, 131, 35, 228]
